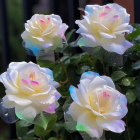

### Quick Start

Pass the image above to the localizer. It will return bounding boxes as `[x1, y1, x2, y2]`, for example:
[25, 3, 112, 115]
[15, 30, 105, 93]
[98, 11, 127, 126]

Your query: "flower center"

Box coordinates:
[29, 72, 35, 80]
[102, 92, 110, 97]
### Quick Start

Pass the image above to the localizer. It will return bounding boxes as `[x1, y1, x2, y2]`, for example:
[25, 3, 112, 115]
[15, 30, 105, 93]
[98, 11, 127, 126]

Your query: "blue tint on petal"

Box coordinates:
[69, 86, 80, 104]
[120, 94, 127, 105]
[25, 40, 40, 56]
[85, 5, 93, 14]
[80, 71, 99, 80]
[23, 40, 46, 56]
[45, 68, 53, 80]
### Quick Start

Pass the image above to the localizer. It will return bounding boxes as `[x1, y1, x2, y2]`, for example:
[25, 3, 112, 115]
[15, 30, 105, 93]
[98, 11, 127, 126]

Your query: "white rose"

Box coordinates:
[68, 71, 127, 138]
[0, 62, 61, 121]
[76, 4, 133, 54]
[21, 14, 68, 56]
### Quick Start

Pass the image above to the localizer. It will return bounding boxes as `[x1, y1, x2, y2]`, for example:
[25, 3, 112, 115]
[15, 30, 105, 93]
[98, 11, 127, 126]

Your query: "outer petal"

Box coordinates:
[96, 117, 125, 133]
[15, 106, 38, 121]
[78, 79, 90, 104]
[101, 35, 133, 54]
[45, 102, 59, 114]
[9, 62, 27, 70]
[117, 94, 128, 119]
[77, 111, 103, 138]
[3, 95, 32, 107]
[85, 5, 100, 16]
[69, 102, 87, 121]
[80, 71, 99, 81]
[7, 69, 18, 87]
[69, 86, 86, 107]
[100, 76, 115, 89]
[77, 34, 98, 47]
[0, 72, 18, 94]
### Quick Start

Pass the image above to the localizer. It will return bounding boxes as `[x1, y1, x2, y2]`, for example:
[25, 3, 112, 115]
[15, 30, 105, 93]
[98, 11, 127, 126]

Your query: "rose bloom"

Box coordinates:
[0, 62, 61, 121]
[68, 71, 127, 138]
[76, 4, 133, 54]
[21, 14, 68, 56]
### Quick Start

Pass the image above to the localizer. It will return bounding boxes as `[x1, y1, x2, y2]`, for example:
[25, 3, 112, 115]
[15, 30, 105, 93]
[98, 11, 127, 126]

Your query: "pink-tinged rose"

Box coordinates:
[21, 14, 68, 56]
[68, 71, 127, 138]
[0, 62, 61, 121]
[76, 4, 133, 54]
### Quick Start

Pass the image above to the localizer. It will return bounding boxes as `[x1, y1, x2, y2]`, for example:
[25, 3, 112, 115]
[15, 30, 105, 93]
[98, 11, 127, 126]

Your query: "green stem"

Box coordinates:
[55, 51, 72, 85]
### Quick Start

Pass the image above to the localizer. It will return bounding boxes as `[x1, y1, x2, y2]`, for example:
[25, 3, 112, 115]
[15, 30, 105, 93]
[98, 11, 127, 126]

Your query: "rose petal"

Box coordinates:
[101, 35, 133, 54]
[96, 117, 125, 133]
[69, 102, 87, 121]
[77, 111, 103, 138]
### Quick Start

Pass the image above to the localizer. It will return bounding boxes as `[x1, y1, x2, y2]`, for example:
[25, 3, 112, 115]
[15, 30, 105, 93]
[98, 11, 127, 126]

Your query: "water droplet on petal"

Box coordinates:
[5, 113, 8, 117]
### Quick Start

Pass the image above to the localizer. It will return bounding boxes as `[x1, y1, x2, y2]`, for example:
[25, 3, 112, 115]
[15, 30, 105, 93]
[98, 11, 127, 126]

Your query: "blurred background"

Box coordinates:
[0, 0, 137, 139]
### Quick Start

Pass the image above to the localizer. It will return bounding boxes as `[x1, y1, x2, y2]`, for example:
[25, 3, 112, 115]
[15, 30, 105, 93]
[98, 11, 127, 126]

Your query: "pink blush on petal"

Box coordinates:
[99, 13, 108, 18]
[46, 104, 56, 114]
[114, 15, 119, 18]
[39, 19, 45, 24]
[21, 79, 28, 84]
[47, 18, 50, 21]
[103, 92, 110, 97]
[30, 80, 39, 85]
[105, 6, 111, 9]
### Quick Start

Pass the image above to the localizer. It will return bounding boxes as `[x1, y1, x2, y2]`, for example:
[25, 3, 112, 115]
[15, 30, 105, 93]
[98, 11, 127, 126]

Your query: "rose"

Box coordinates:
[76, 4, 133, 54]
[0, 62, 61, 121]
[21, 14, 68, 56]
[68, 71, 127, 138]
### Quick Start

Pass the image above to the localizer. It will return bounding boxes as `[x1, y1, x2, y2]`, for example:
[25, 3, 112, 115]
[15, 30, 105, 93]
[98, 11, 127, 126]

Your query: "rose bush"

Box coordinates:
[0, 62, 61, 121]
[76, 3, 133, 54]
[21, 14, 68, 56]
[69, 71, 127, 138]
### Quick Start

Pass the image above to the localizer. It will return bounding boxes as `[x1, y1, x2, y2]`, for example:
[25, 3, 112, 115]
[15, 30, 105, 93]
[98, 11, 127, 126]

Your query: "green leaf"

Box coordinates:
[34, 125, 49, 137]
[133, 60, 140, 69]
[17, 120, 32, 127]
[63, 97, 73, 112]
[34, 113, 57, 137]
[75, 65, 90, 75]
[126, 89, 136, 104]
[122, 77, 135, 86]
[37, 60, 55, 70]
[48, 137, 58, 140]
[53, 64, 66, 82]
[16, 121, 28, 139]
[111, 71, 126, 82]
[56, 108, 64, 121]
[53, 122, 63, 133]
[35, 112, 57, 130]
[66, 29, 75, 43]
[70, 52, 89, 65]
[25, 137, 36, 140]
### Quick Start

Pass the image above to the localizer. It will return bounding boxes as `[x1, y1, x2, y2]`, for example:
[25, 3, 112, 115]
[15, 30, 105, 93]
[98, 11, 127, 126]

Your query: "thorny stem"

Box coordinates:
[55, 51, 72, 85]
[59, 79, 68, 85]
[126, 116, 131, 140]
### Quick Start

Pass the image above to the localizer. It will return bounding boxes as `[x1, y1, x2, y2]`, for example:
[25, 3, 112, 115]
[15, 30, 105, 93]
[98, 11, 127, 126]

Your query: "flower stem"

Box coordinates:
[59, 79, 68, 85]
[54, 51, 72, 85]
[126, 116, 131, 140]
